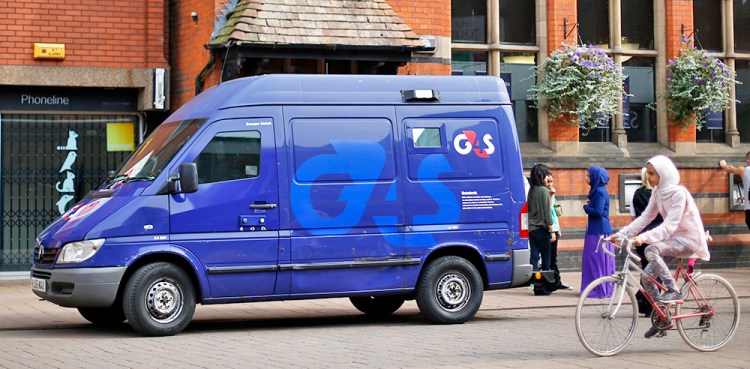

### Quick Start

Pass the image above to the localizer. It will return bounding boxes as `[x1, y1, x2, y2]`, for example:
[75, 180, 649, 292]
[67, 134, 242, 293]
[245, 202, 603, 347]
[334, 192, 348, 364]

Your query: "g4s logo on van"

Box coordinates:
[453, 130, 495, 158]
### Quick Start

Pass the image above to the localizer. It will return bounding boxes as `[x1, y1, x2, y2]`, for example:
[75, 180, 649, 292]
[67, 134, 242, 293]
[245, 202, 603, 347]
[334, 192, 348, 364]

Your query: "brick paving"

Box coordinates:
[1, 269, 749, 368]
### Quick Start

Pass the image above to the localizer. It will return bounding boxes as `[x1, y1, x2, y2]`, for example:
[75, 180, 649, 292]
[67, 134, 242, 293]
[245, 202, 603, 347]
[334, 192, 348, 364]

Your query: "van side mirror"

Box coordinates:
[178, 162, 198, 193]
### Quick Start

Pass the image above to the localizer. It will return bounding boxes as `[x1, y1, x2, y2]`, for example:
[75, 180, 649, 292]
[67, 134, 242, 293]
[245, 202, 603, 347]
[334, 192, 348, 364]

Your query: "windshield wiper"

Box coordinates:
[123, 176, 156, 183]
[104, 174, 129, 185]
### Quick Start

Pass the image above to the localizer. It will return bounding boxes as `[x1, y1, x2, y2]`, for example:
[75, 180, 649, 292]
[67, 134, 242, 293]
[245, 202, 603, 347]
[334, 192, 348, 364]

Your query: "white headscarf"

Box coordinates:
[648, 155, 680, 201]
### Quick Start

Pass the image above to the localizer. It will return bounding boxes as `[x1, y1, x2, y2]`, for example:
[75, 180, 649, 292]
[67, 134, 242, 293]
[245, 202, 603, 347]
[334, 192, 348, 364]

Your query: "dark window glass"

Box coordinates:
[452, 51, 488, 75]
[577, 0, 610, 47]
[412, 128, 442, 148]
[500, 52, 538, 142]
[737, 61, 750, 143]
[623, 57, 657, 143]
[452, 0, 487, 43]
[694, 0, 723, 51]
[622, 0, 654, 50]
[195, 131, 261, 184]
[735, 0, 750, 52]
[499, 0, 536, 45]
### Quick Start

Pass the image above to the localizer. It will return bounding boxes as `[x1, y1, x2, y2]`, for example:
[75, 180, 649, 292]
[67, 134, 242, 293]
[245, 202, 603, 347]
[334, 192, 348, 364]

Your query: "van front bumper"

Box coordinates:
[30, 266, 127, 308]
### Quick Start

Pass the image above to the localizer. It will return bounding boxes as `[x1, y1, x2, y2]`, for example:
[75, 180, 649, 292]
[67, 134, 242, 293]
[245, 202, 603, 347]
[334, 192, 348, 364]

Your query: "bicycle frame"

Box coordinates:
[598, 237, 713, 324]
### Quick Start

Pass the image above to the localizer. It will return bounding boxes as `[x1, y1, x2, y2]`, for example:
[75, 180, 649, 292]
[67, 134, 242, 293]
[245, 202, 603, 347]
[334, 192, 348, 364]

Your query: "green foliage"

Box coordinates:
[530, 44, 627, 131]
[658, 45, 739, 131]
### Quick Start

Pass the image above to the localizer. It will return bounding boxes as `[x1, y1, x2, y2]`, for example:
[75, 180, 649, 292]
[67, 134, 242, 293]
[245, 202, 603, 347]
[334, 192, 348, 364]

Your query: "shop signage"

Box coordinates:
[0, 86, 137, 112]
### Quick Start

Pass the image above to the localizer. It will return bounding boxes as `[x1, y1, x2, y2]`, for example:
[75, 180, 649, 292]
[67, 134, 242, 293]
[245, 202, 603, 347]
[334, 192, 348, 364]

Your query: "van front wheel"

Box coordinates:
[123, 262, 196, 336]
[416, 256, 483, 324]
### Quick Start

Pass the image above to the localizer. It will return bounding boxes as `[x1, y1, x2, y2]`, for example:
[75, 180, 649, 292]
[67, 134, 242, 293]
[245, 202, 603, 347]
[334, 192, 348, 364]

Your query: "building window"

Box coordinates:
[451, 1, 540, 142]
[623, 57, 657, 143]
[451, 51, 488, 75]
[578, 0, 610, 47]
[501, 52, 538, 142]
[737, 60, 750, 143]
[694, 0, 723, 52]
[736, 0, 750, 53]
[452, 0, 487, 44]
[622, 0, 654, 50]
[499, 0, 536, 45]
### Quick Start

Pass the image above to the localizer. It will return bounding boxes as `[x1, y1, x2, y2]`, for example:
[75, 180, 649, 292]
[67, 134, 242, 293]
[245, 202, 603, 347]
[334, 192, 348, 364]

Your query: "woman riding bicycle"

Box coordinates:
[607, 155, 710, 337]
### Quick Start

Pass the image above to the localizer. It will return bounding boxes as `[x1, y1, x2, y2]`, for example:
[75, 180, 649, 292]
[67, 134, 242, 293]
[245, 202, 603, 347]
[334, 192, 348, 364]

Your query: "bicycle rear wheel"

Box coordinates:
[575, 275, 638, 357]
[677, 273, 740, 351]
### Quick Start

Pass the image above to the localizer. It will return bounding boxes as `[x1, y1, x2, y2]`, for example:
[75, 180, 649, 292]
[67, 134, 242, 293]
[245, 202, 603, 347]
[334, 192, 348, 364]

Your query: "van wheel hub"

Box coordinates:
[145, 278, 183, 324]
[436, 273, 470, 312]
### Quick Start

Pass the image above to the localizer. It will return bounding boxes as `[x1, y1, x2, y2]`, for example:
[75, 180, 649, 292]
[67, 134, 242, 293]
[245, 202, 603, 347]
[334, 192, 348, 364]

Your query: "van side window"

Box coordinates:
[195, 131, 261, 184]
[412, 127, 442, 148]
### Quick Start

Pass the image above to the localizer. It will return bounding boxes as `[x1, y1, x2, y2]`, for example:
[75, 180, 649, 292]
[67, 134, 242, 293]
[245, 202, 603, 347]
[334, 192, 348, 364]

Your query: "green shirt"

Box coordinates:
[528, 186, 553, 232]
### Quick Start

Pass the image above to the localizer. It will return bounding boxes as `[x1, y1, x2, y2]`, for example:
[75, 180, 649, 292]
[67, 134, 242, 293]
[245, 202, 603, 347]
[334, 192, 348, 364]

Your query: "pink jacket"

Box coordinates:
[617, 186, 710, 261]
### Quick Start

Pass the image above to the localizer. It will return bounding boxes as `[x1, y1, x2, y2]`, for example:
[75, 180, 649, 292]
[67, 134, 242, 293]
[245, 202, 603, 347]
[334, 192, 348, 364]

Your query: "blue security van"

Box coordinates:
[31, 74, 532, 336]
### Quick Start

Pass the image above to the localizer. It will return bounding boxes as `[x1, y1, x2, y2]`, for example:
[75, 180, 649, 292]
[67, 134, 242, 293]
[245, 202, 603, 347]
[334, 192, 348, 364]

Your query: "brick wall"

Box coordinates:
[169, 0, 222, 110]
[389, 0, 450, 76]
[0, 0, 167, 68]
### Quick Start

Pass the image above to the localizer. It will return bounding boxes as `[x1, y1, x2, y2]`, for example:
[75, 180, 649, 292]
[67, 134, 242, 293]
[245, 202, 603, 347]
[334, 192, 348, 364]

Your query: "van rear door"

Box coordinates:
[169, 116, 280, 299]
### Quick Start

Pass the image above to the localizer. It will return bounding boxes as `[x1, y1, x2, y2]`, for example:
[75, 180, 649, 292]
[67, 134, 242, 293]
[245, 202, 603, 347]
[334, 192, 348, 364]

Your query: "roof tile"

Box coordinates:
[210, 0, 422, 49]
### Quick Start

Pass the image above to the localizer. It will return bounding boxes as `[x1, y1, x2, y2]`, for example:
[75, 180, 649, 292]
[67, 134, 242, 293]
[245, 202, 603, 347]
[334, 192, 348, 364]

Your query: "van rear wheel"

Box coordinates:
[350, 296, 405, 317]
[416, 256, 483, 324]
[78, 306, 126, 326]
[123, 262, 196, 336]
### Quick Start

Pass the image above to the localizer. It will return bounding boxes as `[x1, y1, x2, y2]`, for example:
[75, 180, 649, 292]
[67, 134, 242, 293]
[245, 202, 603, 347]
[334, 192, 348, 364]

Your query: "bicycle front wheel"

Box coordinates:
[677, 273, 740, 352]
[575, 275, 638, 357]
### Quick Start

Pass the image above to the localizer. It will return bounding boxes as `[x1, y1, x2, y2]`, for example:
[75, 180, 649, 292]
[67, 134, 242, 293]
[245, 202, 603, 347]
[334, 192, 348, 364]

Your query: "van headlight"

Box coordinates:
[57, 239, 105, 264]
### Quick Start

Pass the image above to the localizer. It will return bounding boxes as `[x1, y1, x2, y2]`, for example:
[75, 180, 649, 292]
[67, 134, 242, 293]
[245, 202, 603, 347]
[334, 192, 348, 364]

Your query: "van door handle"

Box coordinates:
[249, 203, 277, 210]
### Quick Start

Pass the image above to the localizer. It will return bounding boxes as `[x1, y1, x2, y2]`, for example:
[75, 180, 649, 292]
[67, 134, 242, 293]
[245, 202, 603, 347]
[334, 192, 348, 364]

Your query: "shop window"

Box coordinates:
[622, 0, 654, 50]
[578, 0, 610, 47]
[500, 52, 538, 142]
[623, 57, 657, 143]
[734, 0, 750, 53]
[499, 0, 536, 45]
[694, 0, 723, 52]
[452, 0, 487, 44]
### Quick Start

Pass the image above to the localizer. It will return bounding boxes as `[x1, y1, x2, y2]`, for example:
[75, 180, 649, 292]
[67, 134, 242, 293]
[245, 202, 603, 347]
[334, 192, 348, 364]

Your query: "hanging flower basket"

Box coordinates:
[657, 44, 739, 131]
[530, 44, 628, 131]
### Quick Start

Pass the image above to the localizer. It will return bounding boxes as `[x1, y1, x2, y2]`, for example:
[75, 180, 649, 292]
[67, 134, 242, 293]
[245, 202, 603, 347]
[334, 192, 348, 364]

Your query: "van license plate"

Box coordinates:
[31, 277, 46, 292]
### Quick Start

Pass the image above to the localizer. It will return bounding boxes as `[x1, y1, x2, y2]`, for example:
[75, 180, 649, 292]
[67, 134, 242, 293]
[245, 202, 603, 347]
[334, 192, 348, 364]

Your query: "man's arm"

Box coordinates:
[719, 160, 745, 176]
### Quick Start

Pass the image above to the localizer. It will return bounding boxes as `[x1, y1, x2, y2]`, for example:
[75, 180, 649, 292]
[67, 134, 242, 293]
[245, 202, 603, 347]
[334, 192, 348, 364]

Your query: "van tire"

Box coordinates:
[350, 296, 405, 317]
[123, 262, 196, 336]
[78, 306, 126, 326]
[416, 256, 483, 324]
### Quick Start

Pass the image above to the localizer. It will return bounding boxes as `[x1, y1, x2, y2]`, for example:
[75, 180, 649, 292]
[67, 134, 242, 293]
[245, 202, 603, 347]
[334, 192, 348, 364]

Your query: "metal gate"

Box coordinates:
[1, 114, 139, 272]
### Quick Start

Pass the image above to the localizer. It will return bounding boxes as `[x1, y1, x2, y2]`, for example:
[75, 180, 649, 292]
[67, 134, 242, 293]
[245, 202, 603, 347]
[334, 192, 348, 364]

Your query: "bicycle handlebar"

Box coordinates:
[598, 236, 642, 263]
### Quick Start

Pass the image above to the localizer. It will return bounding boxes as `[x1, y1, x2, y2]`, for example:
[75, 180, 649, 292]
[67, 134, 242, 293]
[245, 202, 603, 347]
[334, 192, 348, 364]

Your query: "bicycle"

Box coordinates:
[575, 236, 740, 356]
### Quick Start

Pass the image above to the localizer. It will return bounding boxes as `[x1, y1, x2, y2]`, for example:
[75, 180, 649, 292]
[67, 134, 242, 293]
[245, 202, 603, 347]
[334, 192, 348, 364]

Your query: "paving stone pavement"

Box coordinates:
[1, 268, 749, 368]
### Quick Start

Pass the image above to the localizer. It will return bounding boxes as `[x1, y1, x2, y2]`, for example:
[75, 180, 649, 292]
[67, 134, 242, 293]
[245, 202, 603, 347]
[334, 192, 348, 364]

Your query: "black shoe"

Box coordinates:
[534, 289, 552, 296]
[644, 327, 666, 339]
[559, 283, 573, 290]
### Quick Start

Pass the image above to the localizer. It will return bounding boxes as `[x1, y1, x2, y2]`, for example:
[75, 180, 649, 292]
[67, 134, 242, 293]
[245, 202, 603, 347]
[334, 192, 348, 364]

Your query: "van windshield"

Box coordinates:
[111, 119, 205, 182]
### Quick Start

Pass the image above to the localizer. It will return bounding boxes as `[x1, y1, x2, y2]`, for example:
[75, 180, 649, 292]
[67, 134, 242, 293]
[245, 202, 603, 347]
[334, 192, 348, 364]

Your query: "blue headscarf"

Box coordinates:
[587, 166, 610, 198]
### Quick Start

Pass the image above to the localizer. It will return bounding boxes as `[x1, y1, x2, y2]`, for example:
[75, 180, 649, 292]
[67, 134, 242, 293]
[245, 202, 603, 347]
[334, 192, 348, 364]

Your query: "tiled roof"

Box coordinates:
[210, 0, 423, 50]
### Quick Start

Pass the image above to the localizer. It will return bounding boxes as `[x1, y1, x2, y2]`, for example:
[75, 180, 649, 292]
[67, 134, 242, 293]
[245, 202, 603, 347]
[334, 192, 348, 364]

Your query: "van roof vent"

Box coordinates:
[401, 89, 440, 103]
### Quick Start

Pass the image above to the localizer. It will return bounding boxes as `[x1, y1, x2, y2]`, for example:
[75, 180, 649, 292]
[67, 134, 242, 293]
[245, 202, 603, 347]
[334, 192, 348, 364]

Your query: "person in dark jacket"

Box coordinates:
[581, 166, 614, 298]
[527, 163, 555, 295]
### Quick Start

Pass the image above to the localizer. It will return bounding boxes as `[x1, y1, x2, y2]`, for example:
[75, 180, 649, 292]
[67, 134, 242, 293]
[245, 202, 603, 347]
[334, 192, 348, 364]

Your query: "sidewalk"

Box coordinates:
[2, 268, 749, 331]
